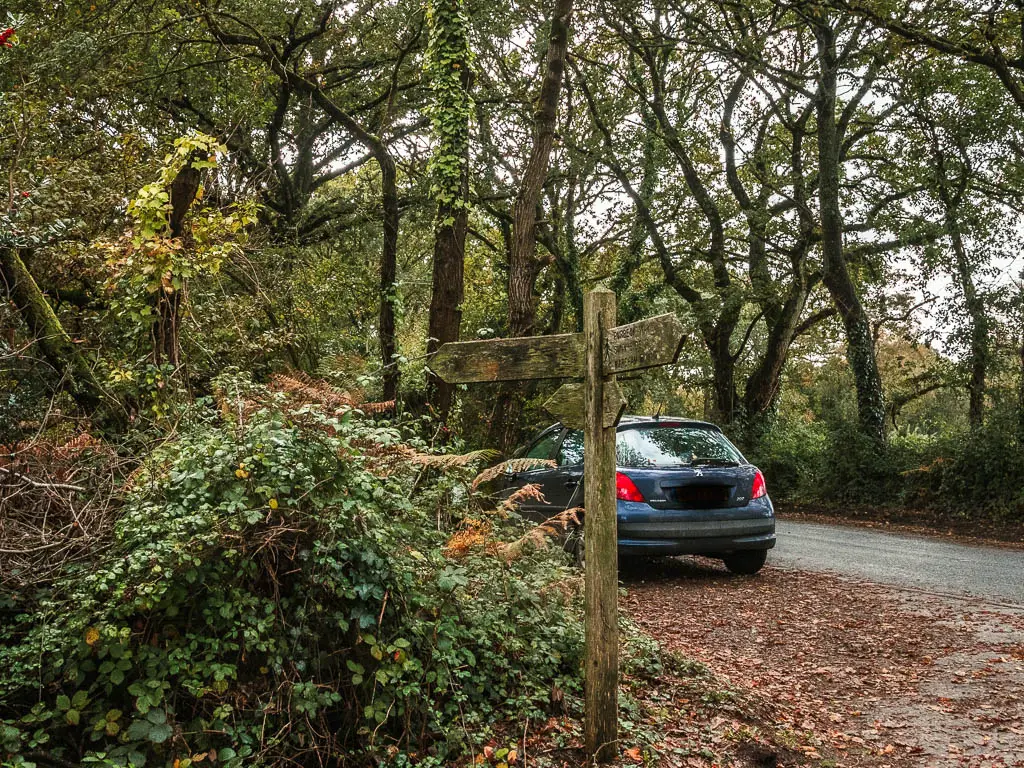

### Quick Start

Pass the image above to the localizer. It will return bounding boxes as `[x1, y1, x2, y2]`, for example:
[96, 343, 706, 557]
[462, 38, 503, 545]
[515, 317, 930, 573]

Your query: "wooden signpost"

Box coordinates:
[428, 288, 685, 764]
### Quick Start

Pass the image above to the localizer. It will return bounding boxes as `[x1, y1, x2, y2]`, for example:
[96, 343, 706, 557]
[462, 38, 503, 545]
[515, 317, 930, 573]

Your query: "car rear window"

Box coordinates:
[557, 425, 743, 468]
[615, 426, 743, 468]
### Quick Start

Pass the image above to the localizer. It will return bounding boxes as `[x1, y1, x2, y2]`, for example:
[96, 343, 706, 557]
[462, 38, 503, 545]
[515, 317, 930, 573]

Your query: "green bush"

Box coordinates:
[744, 419, 827, 501]
[751, 405, 1024, 520]
[926, 410, 1024, 518]
[0, 393, 585, 767]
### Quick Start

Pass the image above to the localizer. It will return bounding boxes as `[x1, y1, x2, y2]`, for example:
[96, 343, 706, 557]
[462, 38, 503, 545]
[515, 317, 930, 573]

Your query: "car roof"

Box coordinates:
[616, 415, 721, 431]
[538, 416, 722, 433]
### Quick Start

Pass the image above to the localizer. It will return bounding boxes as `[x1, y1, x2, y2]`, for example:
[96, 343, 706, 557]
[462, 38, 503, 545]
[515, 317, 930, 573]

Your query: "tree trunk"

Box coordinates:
[507, 0, 573, 338]
[426, 210, 466, 419]
[492, 0, 574, 453]
[741, 104, 819, 441]
[507, 0, 573, 335]
[949, 215, 988, 428]
[1, 246, 119, 423]
[552, 185, 584, 332]
[302, 87, 401, 403]
[931, 143, 988, 428]
[743, 288, 808, 425]
[814, 19, 886, 444]
[426, 0, 473, 420]
[379, 152, 400, 403]
[706, 321, 739, 424]
[613, 128, 656, 322]
[154, 159, 203, 370]
[153, 290, 183, 369]
[1019, 329, 1024, 442]
[647, 59, 741, 424]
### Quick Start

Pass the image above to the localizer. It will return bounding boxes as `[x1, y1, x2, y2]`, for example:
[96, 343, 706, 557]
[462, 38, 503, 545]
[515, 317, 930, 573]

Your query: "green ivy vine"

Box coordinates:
[425, 0, 475, 225]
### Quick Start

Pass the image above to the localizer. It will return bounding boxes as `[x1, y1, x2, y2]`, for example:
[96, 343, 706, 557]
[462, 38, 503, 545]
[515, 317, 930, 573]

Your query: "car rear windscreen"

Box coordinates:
[615, 426, 743, 468]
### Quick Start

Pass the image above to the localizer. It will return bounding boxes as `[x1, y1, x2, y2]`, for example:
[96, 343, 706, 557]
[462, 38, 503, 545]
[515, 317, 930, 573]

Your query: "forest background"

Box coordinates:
[3, 0, 1024, 513]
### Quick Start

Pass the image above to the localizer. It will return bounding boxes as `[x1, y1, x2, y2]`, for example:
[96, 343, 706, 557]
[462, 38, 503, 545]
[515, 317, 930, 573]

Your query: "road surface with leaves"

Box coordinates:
[622, 554, 1024, 768]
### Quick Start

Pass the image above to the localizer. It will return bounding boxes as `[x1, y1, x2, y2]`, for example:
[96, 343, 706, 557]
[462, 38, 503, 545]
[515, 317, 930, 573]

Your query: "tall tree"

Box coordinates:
[425, 0, 474, 419]
[507, 0, 575, 339]
[200, 6, 419, 400]
[831, 0, 1024, 118]
[590, 4, 830, 431]
[811, 12, 886, 443]
[491, 0, 574, 451]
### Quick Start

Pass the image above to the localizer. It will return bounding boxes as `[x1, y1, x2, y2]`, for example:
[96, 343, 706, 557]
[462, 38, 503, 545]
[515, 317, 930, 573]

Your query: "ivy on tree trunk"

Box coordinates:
[813, 16, 886, 444]
[425, 0, 474, 421]
[0, 246, 120, 425]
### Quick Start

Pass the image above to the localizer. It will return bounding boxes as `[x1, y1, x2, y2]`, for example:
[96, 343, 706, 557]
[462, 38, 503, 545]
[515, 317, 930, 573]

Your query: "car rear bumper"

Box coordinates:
[615, 499, 775, 557]
[618, 531, 776, 556]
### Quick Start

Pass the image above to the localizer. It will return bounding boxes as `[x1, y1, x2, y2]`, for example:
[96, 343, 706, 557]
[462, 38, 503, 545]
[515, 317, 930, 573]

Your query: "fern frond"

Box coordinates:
[443, 518, 492, 559]
[270, 372, 359, 410]
[357, 400, 395, 415]
[496, 482, 548, 516]
[411, 448, 500, 469]
[471, 458, 557, 491]
[506, 482, 547, 506]
[494, 507, 582, 562]
[54, 433, 101, 459]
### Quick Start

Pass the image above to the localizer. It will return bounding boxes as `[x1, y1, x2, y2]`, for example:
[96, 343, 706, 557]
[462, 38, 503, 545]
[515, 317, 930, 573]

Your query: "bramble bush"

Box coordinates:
[0, 380, 588, 767]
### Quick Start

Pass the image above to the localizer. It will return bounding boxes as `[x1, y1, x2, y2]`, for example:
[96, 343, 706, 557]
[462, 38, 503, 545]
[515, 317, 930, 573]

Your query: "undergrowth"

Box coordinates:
[747, 407, 1024, 520]
[0, 375, 606, 767]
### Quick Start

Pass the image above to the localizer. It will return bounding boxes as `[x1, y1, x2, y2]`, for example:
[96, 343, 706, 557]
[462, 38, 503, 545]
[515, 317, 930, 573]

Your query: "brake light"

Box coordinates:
[616, 472, 645, 502]
[751, 469, 767, 499]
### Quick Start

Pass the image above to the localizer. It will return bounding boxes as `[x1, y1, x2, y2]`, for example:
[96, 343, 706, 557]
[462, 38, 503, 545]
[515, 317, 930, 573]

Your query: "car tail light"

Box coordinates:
[616, 472, 645, 502]
[751, 469, 767, 499]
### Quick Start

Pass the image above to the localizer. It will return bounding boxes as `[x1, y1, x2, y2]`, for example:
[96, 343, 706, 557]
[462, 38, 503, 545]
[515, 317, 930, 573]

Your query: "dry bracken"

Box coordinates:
[471, 458, 558, 491]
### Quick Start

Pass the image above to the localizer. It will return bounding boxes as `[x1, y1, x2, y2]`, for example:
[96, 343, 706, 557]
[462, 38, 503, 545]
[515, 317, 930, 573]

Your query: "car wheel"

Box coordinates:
[722, 550, 767, 575]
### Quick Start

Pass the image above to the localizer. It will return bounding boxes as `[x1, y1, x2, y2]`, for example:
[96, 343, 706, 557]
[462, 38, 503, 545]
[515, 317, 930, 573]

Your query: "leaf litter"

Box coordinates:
[620, 557, 1024, 767]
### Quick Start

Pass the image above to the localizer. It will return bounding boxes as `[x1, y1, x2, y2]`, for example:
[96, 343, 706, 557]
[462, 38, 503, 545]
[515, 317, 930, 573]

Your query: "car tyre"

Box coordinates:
[722, 550, 767, 575]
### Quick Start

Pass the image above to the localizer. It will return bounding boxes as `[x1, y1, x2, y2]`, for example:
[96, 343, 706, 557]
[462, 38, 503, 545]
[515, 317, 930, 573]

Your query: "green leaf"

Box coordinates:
[126, 719, 150, 741]
[145, 709, 167, 725]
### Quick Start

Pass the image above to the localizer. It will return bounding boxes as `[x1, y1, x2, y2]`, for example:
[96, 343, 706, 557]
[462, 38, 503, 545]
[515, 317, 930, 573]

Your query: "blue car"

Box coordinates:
[502, 416, 775, 574]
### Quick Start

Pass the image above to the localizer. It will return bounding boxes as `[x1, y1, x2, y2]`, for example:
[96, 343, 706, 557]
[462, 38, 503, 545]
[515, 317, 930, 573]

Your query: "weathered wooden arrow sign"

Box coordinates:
[426, 332, 582, 383]
[427, 313, 684, 386]
[543, 381, 626, 429]
[427, 293, 685, 765]
[605, 313, 686, 374]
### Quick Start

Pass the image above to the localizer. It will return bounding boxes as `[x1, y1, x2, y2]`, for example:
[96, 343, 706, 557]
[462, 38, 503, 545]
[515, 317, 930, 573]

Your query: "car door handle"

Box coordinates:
[564, 479, 580, 488]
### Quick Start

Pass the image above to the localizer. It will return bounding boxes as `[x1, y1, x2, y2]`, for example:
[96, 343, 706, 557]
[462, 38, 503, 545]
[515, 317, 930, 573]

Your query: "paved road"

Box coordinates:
[771, 519, 1024, 605]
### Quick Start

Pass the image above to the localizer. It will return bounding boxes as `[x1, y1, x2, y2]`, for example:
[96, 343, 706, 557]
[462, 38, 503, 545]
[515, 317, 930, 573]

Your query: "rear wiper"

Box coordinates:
[690, 457, 739, 467]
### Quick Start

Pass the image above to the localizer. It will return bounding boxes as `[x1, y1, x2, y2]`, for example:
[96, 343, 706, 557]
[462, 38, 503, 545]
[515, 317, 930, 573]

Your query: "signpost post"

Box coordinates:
[428, 288, 685, 764]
